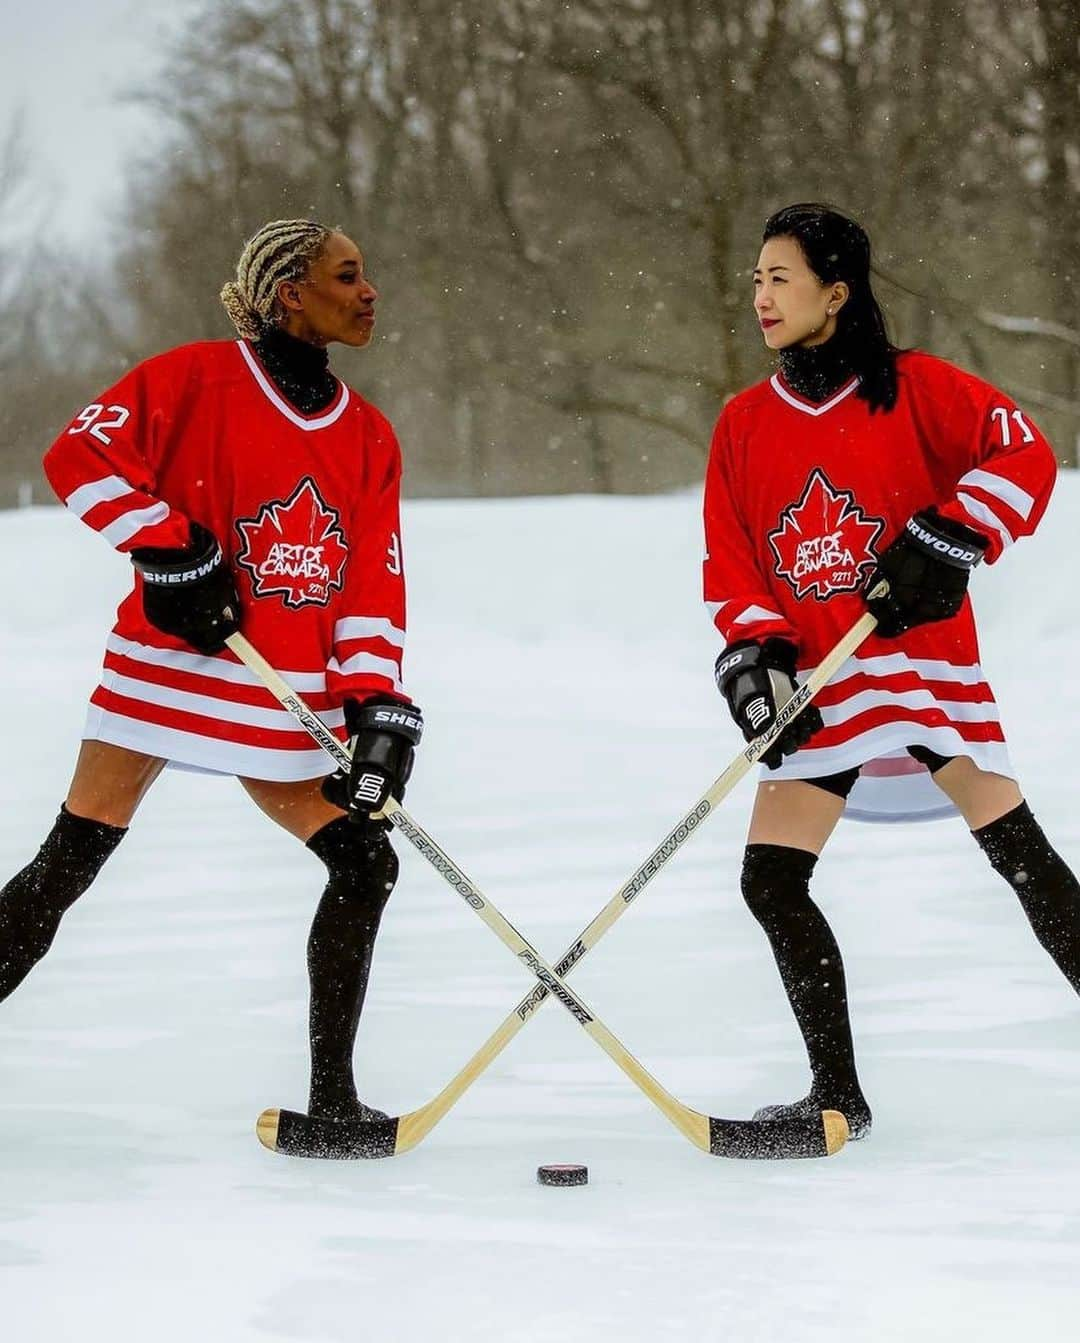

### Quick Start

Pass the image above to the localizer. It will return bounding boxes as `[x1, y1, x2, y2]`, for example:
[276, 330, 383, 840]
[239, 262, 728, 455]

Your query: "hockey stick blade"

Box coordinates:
[257, 1107, 398, 1159]
[709, 1111, 848, 1160]
[257, 1105, 848, 1161]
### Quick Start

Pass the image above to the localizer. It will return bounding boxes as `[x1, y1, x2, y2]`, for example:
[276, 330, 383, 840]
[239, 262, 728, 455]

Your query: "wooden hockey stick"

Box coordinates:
[228, 596, 879, 1161]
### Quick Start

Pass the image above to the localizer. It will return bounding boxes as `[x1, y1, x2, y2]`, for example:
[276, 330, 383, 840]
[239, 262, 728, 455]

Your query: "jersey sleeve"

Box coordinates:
[42, 354, 193, 552]
[326, 418, 411, 706]
[703, 408, 799, 648]
[929, 363, 1058, 564]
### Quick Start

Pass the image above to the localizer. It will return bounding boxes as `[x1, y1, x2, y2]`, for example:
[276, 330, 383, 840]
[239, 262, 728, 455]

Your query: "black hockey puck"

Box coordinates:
[537, 1163, 588, 1187]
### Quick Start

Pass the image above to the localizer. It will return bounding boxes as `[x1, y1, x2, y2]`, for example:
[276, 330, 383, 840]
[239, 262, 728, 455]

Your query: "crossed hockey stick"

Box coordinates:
[229, 591, 881, 1161]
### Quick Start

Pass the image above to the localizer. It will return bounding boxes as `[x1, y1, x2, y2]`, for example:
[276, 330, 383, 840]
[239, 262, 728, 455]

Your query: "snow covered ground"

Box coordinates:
[2, 478, 1079, 1342]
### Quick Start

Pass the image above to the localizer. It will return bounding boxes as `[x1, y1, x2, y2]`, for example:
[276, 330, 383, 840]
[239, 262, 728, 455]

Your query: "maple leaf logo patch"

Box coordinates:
[768, 468, 884, 601]
[235, 476, 348, 608]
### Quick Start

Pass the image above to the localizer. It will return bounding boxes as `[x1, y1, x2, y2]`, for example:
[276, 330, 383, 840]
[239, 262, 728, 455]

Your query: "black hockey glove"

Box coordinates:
[131, 522, 241, 655]
[322, 699, 424, 824]
[865, 507, 988, 639]
[714, 637, 823, 770]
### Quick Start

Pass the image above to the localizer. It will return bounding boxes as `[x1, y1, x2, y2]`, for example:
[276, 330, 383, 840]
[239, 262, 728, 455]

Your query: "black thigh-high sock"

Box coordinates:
[974, 802, 1080, 994]
[741, 843, 867, 1109]
[0, 805, 126, 1003]
[304, 817, 398, 1119]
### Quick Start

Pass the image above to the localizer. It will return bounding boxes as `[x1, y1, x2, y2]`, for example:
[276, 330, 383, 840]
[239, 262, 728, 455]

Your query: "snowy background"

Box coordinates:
[2, 479, 1079, 1341]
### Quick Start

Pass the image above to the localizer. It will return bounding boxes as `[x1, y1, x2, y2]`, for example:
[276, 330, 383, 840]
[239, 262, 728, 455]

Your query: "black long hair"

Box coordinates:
[762, 203, 899, 413]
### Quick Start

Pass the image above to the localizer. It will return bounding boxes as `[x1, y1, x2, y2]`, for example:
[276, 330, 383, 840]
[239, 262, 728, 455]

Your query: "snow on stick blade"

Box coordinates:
[708, 1110, 848, 1160]
[257, 1108, 400, 1159]
[255, 1107, 848, 1162]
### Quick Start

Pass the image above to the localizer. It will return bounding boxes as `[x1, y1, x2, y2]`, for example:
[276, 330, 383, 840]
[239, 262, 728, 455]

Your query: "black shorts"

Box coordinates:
[805, 745, 955, 801]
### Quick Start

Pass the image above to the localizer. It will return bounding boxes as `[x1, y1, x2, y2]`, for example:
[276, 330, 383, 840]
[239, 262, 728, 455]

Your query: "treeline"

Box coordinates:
[2, 0, 1078, 505]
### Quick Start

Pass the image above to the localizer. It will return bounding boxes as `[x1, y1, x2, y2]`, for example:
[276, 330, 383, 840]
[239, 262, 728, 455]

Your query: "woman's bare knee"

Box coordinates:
[65, 741, 166, 828]
[239, 775, 345, 842]
[929, 756, 1023, 831]
[748, 778, 847, 855]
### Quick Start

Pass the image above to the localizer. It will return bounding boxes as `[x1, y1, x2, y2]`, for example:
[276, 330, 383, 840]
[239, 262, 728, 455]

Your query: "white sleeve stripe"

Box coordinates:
[333, 616, 406, 647]
[327, 652, 404, 690]
[957, 468, 1036, 521]
[64, 475, 134, 518]
[956, 493, 1014, 551]
[337, 648, 402, 675]
[733, 603, 785, 625]
[100, 502, 172, 548]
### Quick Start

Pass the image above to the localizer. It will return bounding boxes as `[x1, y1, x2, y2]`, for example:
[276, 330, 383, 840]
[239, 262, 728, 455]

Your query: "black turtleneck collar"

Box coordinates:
[252, 326, 338, 415]
[778, 334, 856, 405]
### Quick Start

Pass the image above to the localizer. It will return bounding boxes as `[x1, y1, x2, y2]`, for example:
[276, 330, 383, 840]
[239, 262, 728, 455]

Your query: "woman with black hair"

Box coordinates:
[705, 202, 1079, 1139]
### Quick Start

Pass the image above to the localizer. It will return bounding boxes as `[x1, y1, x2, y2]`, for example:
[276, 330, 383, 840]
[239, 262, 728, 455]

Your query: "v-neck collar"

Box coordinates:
[769, 372, 860, 417]
[237, 340, 350, 430]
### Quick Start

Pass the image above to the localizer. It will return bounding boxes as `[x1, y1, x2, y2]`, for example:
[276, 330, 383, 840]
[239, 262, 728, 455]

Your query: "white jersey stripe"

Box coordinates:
[84, 704, 336, 781]
[64, 474, 134, 518]
[765, 722, 1014, 784]
[958, 467, 1036, 521]
[819, 687, 1001, 728]
[106, 633, 329, 693]
[824, 651, 990, 688]
[956, 492, 1014, 550]
[100, 501, 171, 547]
[100, 669, 346, 732]
[333, 616, 406, 648]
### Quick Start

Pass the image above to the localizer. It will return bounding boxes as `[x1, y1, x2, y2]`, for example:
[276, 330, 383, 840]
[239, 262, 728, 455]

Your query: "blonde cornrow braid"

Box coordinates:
[220, 219, 334, 339]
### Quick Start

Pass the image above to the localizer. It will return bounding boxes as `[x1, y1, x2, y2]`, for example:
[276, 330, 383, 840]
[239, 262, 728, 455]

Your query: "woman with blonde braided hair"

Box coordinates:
[0, 219, 422, 1136]
[220, 218, 334, 339]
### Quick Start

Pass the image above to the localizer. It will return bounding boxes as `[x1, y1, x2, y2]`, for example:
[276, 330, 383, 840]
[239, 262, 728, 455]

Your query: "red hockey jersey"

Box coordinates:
[703, 351, 1058, 821]
[44, 339, 409, 781]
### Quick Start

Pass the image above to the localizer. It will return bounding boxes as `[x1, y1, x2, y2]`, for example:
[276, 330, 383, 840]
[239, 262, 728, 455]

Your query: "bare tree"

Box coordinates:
[0, 116, 84, 505]
[15, 0, 1075, 505]
[0, 115, 36, 370]
[986, 0, 1080, 463]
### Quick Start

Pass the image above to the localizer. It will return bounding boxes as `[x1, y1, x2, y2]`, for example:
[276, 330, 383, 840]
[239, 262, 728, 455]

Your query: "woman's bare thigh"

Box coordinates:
[747, 777, 848, 855]
[239, 775, 346, 842]
[65, 740, 167, 827]
[928, 756, 1023, 830]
